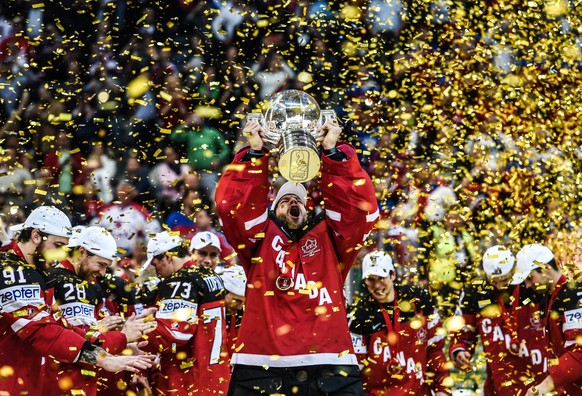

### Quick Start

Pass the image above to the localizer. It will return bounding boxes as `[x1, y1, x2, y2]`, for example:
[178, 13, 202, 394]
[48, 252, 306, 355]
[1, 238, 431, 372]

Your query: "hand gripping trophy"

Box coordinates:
[246, 90, 337, 183]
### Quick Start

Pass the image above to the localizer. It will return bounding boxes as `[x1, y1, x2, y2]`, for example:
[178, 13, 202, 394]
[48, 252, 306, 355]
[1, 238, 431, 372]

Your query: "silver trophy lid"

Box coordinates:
[264, 90, 321, 137]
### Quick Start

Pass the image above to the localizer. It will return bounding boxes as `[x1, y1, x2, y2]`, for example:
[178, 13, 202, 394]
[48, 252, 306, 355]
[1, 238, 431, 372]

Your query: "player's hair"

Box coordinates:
[154, 245, 190, 261]
[15, 228, 50, 244]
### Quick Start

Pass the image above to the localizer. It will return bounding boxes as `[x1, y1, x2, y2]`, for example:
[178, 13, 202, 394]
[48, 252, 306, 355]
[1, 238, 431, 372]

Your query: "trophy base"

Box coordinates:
[278, 147, 320, 183]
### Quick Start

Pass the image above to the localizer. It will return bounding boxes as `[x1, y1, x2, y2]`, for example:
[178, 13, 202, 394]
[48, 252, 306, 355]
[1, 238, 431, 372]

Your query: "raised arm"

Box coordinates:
[318, 118, 379, 276]
[215, 120, 271, 268]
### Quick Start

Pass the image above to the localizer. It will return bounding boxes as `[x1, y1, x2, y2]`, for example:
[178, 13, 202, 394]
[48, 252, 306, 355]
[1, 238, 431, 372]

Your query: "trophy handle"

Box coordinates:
[262, 130, 282, 147]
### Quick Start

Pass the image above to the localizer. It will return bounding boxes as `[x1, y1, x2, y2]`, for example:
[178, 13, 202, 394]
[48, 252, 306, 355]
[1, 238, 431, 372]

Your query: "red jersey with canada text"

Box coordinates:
[348, 284, 451, 396]
[215, 143, 379, 368]
[449, 280, 553, 396]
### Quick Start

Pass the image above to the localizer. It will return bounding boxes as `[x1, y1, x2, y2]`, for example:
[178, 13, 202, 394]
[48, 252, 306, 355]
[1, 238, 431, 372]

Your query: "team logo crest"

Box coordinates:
[301, 239, 321, 257]
[530, 313, 542, 330]
[416, 327, 427, 343]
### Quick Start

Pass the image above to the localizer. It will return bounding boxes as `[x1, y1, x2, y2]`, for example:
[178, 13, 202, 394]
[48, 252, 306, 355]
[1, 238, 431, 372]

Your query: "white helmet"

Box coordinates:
[362, 251, 395, 279]
[511, 244, 554, 285]
[69, 226, 117, 260]
[10, 206, 72, 238]
[482, 245, 515, 279]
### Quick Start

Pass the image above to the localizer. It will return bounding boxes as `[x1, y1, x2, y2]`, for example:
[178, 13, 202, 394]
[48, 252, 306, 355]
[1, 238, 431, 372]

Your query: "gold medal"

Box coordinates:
[276, 276, 294, 291]
[509, 339, 521, 355]
[387, 358, 402, 375]
[498, 287, 522, 357]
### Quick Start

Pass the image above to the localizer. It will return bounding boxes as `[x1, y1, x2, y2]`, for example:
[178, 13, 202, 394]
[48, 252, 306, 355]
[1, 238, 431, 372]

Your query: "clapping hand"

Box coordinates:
[97, 350, 156, 373]
[121, 313, 157, 343]
[98, 315, 124, 333]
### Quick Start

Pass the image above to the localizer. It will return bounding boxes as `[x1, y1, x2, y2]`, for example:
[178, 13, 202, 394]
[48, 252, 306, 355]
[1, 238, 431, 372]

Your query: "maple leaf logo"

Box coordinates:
[301, 239, 320, 257]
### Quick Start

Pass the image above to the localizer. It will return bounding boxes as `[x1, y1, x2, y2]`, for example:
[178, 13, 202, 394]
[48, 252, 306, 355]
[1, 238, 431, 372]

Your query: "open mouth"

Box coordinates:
[290, 206, 300, 218]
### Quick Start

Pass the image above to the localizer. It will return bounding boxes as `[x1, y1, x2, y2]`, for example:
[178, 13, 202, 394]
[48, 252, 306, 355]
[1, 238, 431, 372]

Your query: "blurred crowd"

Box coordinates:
[0, 0, 581, 306]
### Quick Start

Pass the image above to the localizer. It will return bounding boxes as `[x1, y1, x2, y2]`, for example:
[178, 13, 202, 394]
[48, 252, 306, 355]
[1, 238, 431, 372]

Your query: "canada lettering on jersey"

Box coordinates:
[270, 235, 333, 306]
[481, 318, 544, 365]
[372, 339, 424, 379]
[293, 273, 333, 305]
[271, 235, 287, 272]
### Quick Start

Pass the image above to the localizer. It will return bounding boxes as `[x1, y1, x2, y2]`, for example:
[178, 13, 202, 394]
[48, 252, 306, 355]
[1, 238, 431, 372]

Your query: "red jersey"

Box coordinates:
[98, 271, 142, 318]
[42, 261, 128, 396]
[544, 275, 582, 394]
[0, 247, 89, 394]
[215, 144, 379, 368]
[97, 271, 143, 396]
[348, 285, 450, 395]
[449, 281, 552, 395]
[141, 261, 230, 395]
[225, 308, 244, 359]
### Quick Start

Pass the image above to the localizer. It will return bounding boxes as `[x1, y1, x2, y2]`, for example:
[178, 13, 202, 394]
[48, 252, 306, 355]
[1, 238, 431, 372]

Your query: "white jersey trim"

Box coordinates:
[326, 209, 378, 223]
[564, 339, 578, 348]
[231, 352, 358, 367]
[11, 310, 50, 332]
[562, 321, 582, 331]
[244, 209, 269, 231]
[1, 298, 46, 314]
[326, 210, 341, 221]
[168, 329, 194, 342]
[428, 334, 444, 346]
[366, 209, 380, 223]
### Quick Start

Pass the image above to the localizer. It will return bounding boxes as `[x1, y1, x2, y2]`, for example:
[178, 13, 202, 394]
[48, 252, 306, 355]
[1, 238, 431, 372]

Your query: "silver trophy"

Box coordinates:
[246, 90, 337, 183]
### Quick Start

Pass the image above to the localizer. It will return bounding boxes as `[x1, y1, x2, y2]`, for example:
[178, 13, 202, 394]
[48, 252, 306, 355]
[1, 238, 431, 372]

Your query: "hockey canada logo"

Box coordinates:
[417, 327, 427, 343]
[301, 239, 321, 257]
[530, 312, 542, 330]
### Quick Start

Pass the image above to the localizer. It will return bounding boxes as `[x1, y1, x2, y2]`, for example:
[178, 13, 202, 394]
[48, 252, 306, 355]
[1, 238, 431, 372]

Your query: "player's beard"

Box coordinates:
[277, 205, 307, 230]
[33, 239, 51, 271]
[78, 262, 92, 282]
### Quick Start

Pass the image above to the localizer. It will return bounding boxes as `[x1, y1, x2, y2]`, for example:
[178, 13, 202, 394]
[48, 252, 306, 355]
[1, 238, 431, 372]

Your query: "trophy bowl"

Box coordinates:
[247, 90, 335, 183]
